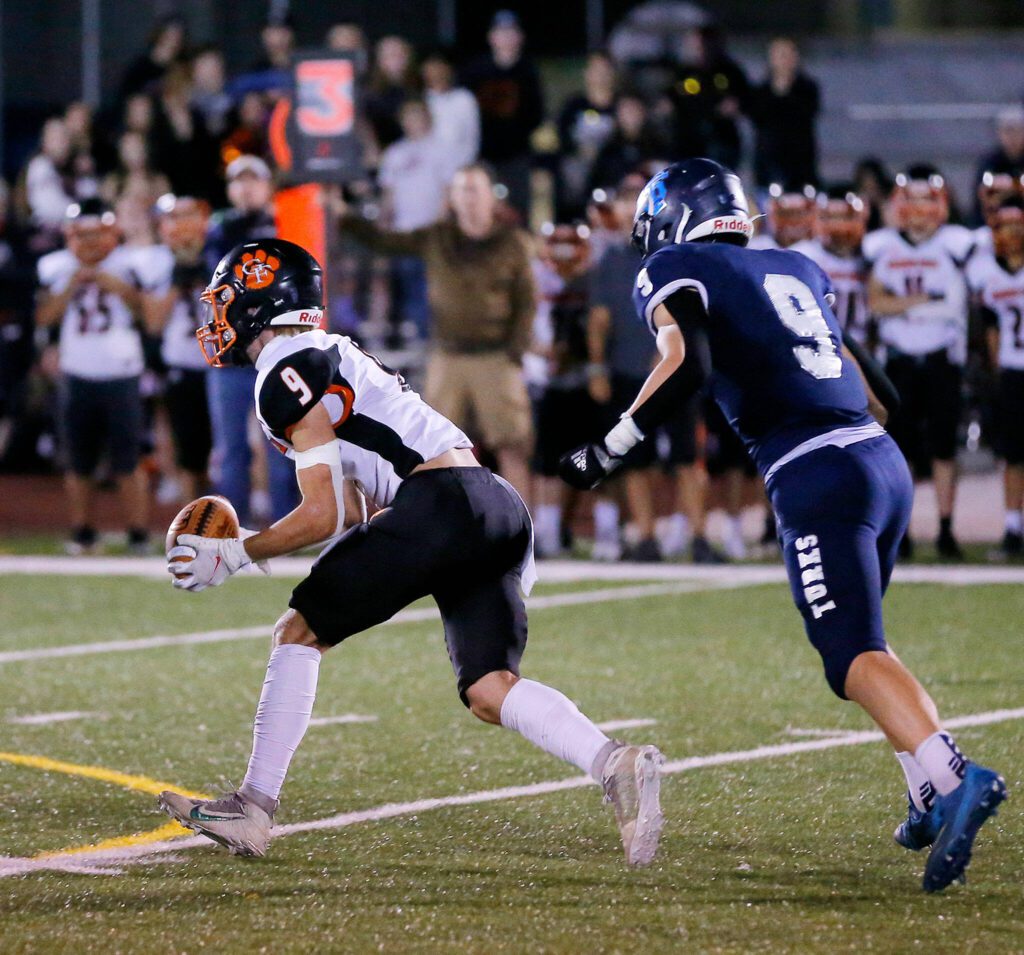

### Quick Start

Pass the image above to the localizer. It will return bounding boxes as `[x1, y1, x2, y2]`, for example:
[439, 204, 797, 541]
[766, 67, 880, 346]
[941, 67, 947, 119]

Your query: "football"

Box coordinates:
[165, 495, 240, 561]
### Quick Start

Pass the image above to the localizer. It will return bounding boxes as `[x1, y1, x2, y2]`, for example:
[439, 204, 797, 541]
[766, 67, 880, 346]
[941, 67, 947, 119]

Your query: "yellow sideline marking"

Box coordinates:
[0, 751, 210, 860]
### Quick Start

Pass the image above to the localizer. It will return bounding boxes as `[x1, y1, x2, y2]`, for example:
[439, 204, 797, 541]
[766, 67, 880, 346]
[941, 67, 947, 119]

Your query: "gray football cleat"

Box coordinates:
[601, 743, 665, 867]
[158, 789, 275, 857]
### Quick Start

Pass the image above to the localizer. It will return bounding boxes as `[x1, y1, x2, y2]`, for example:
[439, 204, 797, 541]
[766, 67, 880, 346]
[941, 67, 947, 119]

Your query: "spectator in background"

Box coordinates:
[337, 163, 537, 498]
[64, 101, 110, 193]
[378, 99, 454, 342]
[101, 130, 170, 206]
[35, 199, 152, 554]
[557, 51, 618, 217]
[191, 47, 234, 139]
[853, 156, 892, 231]
[251, 18, 295, 73]
[973, 107, 1024, 223]
[202, 155, 298, 524]
[0, 179, 35, 465]
[664, 25, 748, 167]
[122, 92, 156, 138]
[326, 22, 369, 76]
[587, 93, 665, 195]
[24, 118, 74, 249]
[462, 11, 544, 219]
[748, 37, 820, 189]
[150, 63, 220, 203]
[423, 49, 480, 171]
[145, 194, 213, 504]
[119, 15, 188, 102]
[220, 92, 271, 169]
[365, 36, 420, 151]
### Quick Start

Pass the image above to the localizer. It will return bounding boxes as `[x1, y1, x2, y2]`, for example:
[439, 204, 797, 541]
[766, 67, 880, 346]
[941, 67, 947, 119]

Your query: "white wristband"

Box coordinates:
[293, 440, 341, 470]
[604, 415, 644, 458]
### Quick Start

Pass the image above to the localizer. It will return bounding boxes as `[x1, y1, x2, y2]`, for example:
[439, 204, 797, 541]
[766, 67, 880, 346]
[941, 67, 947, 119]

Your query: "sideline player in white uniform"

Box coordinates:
[146, 194, 214, 503]
[967, 196, 1024, 558]
[864, 166, 974, 558]
[749, 182, 817, 252]
[35, 198, 154, 554]
[793, 185, 871, 346]
[973, 171, 1024, 254]
[158, 239, 664, 865]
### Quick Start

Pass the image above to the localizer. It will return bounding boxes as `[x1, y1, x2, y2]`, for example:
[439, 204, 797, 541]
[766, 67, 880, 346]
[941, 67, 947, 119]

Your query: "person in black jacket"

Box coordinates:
[461, 11, 544, 218]
[587, 94, 667, 195]
[747, 38, 820, 190]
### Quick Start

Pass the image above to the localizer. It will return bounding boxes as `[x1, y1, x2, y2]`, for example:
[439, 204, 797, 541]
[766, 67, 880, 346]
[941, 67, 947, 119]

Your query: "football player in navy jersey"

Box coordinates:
[558, 159, 1007, 893]
[157, 238, 664, 866]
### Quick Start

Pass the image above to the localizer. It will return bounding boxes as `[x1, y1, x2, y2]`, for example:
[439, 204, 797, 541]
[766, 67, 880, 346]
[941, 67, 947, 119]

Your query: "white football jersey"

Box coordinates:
[972, 225, 993, 254]
[38, 244, 161, 380]
[863, 225, 974, 363]
[254, 329, 472, 507]
[791, 238, 871, 343]
[149, 246, 211, 371]
[966, 250, 1024, 370]
[748, 234, 780, 251]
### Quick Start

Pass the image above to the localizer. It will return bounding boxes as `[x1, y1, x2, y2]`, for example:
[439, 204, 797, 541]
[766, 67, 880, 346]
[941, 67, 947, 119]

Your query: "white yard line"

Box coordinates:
[595, 718, 659, 732]
[1, 704, 1020, 879]
[0, 582, 711, 665]
[7, 555, 1024, 586]
[783, 727, 857, 739]
[308, 714, 379, 727]
[6, 711, 101, 725]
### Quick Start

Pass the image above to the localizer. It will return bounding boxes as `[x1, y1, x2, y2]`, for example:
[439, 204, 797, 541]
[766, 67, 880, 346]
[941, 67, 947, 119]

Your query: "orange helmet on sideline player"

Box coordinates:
[766, 182, 817, 247]
[977, 171, 1024, 228]
[816, 185, 868, 256]
[891, 165, 948, 239]
[63, 197, 119, 265]
[992, 196, 1024, 263]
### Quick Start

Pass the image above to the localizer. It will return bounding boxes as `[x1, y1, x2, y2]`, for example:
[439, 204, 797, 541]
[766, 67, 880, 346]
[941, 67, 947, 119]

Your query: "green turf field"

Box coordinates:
[1, 572, 1021, 953]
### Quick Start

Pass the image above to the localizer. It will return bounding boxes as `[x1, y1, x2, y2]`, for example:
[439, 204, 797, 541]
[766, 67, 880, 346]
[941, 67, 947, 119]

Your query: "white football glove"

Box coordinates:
[166, 531, 269, 592]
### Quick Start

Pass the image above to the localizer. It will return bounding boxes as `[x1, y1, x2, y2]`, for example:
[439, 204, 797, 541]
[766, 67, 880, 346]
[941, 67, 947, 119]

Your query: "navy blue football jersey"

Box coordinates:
[633, 242, 873, 475]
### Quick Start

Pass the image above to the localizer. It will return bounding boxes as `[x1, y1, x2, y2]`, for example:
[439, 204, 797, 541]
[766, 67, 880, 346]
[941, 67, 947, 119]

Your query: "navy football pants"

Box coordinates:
[768, 434, 914, 698]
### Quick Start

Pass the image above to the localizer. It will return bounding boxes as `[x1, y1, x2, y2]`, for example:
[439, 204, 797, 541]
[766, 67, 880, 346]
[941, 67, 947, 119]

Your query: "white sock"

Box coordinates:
[240, 644, 321, 803]
[535, 504, 562, 553]
[1005, 510, 1022, 535]
[592, 501, 620, 545]
[500, 678, 612, 781]
[896, 751, 937, 811]
[726, 514, 744, 541]
[914, 731, 967, 797]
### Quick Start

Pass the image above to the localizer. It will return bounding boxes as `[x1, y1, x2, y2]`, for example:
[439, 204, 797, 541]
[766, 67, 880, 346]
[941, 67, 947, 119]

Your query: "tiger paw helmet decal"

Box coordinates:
[235, 249, 280, 289]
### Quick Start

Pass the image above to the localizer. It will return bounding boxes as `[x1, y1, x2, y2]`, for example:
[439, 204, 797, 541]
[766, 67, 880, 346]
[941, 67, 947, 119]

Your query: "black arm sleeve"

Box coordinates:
[842, 332, 900, 417]
[629, 287, 711, 436]
[258, 347, 336, 436]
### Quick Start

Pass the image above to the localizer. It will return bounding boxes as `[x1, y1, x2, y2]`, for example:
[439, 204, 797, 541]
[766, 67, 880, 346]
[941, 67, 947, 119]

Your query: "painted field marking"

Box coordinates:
[0, 751, 209, 864]
[7, 711, 102, 725]
[595, 718, 658, 732]
[6, 555, 1024, 587]
[1, 704, 1020, 878]
[783, 727, 857, 739]
[309, 714, 379, 727]
[0, 582, 713, 666]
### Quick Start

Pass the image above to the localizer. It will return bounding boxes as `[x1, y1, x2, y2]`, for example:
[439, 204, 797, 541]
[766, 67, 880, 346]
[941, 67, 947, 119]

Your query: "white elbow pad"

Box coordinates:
[293, 440, 346, 536]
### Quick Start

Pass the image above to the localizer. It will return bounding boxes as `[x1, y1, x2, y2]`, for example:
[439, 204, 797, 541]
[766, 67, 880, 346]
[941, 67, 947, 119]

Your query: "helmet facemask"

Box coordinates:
[197, 284, 242, 367]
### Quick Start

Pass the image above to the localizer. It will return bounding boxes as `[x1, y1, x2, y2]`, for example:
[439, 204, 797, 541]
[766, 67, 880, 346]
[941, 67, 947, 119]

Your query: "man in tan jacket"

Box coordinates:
[337, 163, 536, 497]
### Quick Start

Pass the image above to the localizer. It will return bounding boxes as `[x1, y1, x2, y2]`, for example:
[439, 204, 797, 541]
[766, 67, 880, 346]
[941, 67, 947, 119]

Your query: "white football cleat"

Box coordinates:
[158, 789, 275, 857]
[601, 743, 665, 867]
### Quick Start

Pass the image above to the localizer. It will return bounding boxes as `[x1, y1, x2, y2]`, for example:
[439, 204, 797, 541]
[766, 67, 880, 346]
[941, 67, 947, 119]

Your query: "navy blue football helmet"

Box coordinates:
[632, 158, 753, 255]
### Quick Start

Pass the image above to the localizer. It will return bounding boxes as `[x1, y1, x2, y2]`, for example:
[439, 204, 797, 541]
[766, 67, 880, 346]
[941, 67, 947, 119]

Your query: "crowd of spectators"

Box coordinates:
[1, 9, 1023, 562]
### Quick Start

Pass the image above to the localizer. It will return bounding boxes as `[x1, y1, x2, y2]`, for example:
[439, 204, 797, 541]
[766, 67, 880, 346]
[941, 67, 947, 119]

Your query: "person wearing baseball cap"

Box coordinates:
[203, 156, 299, 526]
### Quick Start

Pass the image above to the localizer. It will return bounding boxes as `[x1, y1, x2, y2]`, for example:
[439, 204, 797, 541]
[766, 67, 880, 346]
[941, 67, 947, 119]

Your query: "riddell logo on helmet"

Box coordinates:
[235, 249, 280, 289]
[711, 218, 752, 235]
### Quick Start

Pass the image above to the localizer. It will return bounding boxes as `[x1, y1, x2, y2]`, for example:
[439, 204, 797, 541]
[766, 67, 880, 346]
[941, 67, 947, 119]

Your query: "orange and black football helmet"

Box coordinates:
[891, 165, 948, 237]
[977, 171, 1024, 228]
[539, 221, 592, 277]
[198, 238, 324, 367]
[816, 184, 868, 254]
[766, 182, 817, 247]
[992, 196, 1024, 263]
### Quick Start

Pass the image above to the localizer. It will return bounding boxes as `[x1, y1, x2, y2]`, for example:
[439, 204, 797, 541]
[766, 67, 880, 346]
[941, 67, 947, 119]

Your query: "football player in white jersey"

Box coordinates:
[967, 196, 1024, 558]
[145, 194, 214, 503]
[158, 239, 664, 866]
[793, 185, 871, 345]
[864, 166, 975, 558]
[35, 198, 153, 555]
